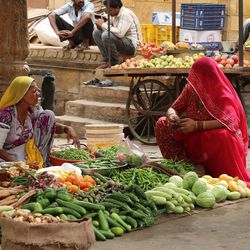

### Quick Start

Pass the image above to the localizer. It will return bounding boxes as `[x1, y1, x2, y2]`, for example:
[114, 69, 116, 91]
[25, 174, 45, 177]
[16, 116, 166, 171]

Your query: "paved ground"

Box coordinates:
[54, 138, 250, 250]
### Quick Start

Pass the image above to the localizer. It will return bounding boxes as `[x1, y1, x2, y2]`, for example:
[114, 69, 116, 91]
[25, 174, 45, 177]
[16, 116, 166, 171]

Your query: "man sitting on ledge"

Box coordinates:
[48, 0, 95, 51]
[93, 0, 142, 69]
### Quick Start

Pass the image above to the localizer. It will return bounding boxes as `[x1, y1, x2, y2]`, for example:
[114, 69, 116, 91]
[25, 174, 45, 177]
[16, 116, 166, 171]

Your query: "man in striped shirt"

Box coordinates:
[93, 0, 142, 68]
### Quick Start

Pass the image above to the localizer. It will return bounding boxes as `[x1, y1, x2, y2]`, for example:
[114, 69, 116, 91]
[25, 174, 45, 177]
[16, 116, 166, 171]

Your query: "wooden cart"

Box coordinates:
[102, 67, 247, 145]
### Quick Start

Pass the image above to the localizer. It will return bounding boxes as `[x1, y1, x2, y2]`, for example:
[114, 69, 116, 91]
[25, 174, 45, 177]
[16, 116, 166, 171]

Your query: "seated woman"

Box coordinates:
[155, 57, 250, 186]
[0, 76, 80, 168]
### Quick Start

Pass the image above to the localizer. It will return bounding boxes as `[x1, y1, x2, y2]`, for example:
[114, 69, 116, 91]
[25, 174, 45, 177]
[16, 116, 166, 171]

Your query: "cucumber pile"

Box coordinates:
[145, 183, 196, 214]
[19, 184, 160, 241]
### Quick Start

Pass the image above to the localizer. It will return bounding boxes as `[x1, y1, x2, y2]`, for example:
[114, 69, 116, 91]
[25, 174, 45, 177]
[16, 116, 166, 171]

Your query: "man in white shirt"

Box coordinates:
[93, 0, 142, 68]
[48, 0, 95, 51]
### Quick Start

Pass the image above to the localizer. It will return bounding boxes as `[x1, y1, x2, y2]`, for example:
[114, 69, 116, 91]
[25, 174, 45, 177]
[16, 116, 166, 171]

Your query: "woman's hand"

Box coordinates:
[166, 108, 181, 128]
[178, 118, 196, 134]
[64, 126, 81, 148]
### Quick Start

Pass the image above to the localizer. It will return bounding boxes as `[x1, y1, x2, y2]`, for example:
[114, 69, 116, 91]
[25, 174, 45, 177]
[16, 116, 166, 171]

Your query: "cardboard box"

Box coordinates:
[152, 12, 181, 26]
[179, 29, 222, 43]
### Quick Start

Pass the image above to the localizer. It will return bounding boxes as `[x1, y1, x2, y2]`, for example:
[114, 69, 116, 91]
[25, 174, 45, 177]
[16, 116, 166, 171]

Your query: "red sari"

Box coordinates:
[155, 57, 250, 186]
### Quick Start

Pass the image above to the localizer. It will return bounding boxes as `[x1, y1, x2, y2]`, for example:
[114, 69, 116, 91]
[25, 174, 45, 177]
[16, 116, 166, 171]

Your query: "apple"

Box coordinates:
[231, 55, 238, 63]
[220, 59, 227, 66]
[226, 58, 235, 66]
[214, 55, 222, 62]
[221, 54, 228, 60]
[217, 63, 224, 68]
[225, 63, 232, 68]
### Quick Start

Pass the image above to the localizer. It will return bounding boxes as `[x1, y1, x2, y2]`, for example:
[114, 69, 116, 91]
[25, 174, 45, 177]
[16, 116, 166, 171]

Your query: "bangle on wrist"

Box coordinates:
[196, 121, 203, 131]
[195, 121, 198, 130]
[203, 121, 206, 130]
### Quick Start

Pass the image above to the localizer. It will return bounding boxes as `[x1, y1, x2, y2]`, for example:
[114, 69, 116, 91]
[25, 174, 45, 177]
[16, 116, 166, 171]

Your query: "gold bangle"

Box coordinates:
[195, 121, 198, 130]
[203, 121, 206, 130]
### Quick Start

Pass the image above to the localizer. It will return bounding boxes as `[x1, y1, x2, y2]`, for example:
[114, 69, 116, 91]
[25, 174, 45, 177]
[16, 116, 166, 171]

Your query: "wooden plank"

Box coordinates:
[102, 67, 243, 77]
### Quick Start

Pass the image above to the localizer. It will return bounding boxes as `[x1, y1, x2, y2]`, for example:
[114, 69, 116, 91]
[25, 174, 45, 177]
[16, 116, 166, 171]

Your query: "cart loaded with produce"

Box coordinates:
[0, 140, 249, 248]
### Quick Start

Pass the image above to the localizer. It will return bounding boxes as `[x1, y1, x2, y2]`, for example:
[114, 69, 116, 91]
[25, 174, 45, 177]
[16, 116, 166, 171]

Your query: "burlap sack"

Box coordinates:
[1, 217, 95, 250]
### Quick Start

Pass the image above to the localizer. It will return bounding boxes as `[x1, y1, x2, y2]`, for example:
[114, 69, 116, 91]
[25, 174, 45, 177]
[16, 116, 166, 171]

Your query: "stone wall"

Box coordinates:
[27, 45, 104, 115]
[27, 0, 250, 42]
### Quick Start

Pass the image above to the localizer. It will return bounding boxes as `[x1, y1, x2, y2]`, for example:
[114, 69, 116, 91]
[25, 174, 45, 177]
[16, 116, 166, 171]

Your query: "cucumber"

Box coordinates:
[124, 216, 138, 229]
[178, 193, 193, 204]
[98, 210, 109, 231]
[73, 199, 105, 211]
[56, 199, 86, 215]
[170, 206, 184, 214]
[165, 201, 176, 210]
[110, 208, 120, 214]
[107, 192, 133, 205]
[92, 220, 99, 227]
[134, 203, 152, 215]
[47, 202, 59, 208]
[100, 201, 120, 210]
[21, 202, 43, 212]
[110, 213, 131, 232]
[59, 214, 68, 220]
[123, 192, 140, 203]
[36, 198, 50, 209]
[43, 188, 57, 201]
[104, 198, 132, 211]
[67, 214, 78, 220]
[93, 226, 106, 241]
[56, 192, 73, 202]
[133, 184, 147, 200]
[151, 196, 167, 205]
[61, 207, 82, 219]
[42, 207, 63, 216]
[110, 227, 124, 236]
[104, 214, 126, 231]
[85, 212, 97, 218]
[145, 190, 172, 200]
[98, 230, 115, 239]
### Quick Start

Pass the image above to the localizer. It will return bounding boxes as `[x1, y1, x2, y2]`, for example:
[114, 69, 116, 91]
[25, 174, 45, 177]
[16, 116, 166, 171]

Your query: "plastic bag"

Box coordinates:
[117, 137, 147, 166]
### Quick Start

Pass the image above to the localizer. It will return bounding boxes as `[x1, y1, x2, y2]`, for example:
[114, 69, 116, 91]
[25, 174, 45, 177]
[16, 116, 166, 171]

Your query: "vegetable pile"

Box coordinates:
[108, 167, 169, 191]
[51, 148, 91, 161]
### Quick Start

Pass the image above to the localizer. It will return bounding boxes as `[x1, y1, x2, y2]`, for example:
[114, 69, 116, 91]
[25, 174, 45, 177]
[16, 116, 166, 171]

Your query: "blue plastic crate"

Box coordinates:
[180, 3, 225, 30]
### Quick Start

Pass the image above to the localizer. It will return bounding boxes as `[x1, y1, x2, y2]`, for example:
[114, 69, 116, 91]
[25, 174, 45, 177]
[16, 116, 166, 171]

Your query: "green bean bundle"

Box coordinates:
[51, 148, 91, 160]
[108, 168, 169, 191]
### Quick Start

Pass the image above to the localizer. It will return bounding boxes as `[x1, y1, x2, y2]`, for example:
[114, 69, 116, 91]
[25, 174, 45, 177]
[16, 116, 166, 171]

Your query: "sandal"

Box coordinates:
[99, 79, 113, 87]
[84, 78, 100, 86]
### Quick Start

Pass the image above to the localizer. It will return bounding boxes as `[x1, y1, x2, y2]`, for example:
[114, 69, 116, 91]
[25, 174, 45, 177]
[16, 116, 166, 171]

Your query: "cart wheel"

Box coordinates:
[126, 79, 174, 145]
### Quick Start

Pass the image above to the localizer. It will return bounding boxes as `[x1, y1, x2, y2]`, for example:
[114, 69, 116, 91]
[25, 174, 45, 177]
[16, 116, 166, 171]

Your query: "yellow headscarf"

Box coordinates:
[0, 76, 44, 168]
[0, 76, 35, 110]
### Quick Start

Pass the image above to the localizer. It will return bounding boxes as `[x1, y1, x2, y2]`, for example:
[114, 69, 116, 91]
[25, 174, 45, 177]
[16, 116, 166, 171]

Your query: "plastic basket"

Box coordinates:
[180, 3, 225, 30]
[141, 24, 180, 46]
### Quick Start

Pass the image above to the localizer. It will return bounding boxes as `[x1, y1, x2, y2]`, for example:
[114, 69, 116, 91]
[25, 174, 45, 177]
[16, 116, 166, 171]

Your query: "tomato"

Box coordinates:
[56, 177, 65, 183]
[80, 181, 88, 190]
[65, 173, 79, 185]
[83, 175, 96, 185]
[70, 184, 78, 194]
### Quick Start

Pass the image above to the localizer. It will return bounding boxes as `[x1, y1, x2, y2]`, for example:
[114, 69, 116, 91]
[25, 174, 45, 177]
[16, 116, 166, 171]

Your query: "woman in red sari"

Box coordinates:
[155, 57, 250, 186]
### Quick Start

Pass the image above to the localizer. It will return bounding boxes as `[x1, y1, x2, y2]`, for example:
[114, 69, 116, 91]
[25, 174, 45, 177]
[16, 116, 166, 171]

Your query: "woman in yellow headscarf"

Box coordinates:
[0, 76, 80, 168]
